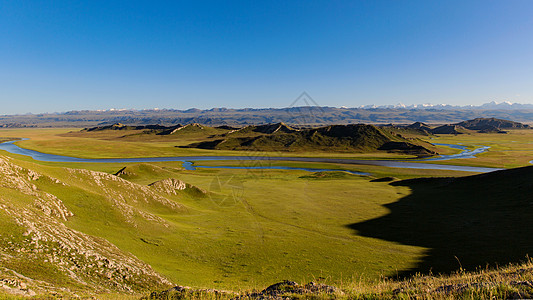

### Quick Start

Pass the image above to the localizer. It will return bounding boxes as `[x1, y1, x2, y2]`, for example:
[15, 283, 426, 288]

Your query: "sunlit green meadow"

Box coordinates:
[1, 127, 532, 294]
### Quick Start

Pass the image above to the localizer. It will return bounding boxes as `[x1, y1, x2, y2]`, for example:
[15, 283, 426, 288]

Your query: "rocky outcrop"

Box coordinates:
[68, 168, 185, 226]
[149, 178, 207, 196]
[147, 280, 343, 299]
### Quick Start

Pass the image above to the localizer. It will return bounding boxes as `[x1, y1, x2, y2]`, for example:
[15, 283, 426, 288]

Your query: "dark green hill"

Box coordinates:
[401, 118, 530, 135]
[77, 123, 232, 139]
[430, 124, 471, 134]
[83, 123, 212, 135]
[84, 123, 176, 132]
[185, 124, 436, 156]
[405, 121, 433, 134]
[456, 117, 529, 133]
[157, 123, 209, 135]
[349, 165, 533, 276]
[232, 122, 298, 134]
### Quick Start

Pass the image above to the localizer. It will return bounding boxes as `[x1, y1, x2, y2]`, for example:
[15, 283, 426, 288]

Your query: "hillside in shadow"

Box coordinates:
[348, 166, 533, 277]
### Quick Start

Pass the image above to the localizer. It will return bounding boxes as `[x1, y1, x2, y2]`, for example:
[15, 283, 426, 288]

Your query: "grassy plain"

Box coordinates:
[426, 130, 533, 168]
[3, 127, 532, 169]
[0, 127, 446, 160]
[1, 127, 533, 296]
[0, 154, 429, 290]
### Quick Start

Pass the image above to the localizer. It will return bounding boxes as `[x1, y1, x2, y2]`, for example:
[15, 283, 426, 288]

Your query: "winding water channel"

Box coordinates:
[0, 139, 502, 174]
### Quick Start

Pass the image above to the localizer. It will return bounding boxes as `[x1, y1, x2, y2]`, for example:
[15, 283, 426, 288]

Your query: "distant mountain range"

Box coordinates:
[2, 102, 533, 127]
[358, 101, 533, 110]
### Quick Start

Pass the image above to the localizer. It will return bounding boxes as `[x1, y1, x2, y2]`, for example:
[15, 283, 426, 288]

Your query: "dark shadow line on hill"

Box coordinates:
[346, 165, 533, 278]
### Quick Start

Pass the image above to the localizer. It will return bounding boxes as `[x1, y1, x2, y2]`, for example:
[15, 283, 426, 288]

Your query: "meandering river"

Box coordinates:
[0, 139, 502, 174]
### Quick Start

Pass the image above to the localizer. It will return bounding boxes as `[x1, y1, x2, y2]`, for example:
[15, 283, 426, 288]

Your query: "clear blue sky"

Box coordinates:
[1, 0, 532, 114]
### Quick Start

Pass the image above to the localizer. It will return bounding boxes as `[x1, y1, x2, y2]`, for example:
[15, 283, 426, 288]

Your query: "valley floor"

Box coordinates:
[0, 128, 532, 298]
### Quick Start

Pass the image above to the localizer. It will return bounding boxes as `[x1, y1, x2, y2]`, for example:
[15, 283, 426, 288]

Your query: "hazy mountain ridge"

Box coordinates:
[359, 100, 533, 110]
[3, 102, 533, 127]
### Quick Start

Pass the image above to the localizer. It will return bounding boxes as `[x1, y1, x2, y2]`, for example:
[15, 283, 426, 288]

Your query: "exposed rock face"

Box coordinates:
[149, 178, 187, 194]
[153, 178, 186, 190]
[149, 178, 207, 196]
[147, 280, 343, 299]
[0, 156, 173, 296]
[255, 280, 343, 297]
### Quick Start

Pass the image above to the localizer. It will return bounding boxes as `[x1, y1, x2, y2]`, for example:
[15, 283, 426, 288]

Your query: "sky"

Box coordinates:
[1, 0, 533, 114]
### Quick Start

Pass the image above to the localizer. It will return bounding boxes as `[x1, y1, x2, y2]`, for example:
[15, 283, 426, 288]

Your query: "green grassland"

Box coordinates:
[425, 130, 533, 168]
[4, 127, 532, 169]
[1, 127, 533, 298]
[0, 127, 455, 160]
[0, 154, 429, 292]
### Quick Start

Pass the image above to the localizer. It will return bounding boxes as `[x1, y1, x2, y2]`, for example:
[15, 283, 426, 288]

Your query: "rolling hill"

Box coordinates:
[457, 117, 530, 133]
[184, 123, 437, 156]
[72, 122, 438, 156]
[403, 117, 531, 134]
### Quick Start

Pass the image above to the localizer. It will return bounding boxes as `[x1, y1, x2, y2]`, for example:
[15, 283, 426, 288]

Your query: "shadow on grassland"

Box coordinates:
[347, 165, 533, 277]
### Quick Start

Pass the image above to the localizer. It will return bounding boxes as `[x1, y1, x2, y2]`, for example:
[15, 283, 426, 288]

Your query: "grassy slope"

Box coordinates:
[0, 154, 432, 293]
[5, 152, 532, 294]
[0, 156, 174, 297]
[102, 166, 425, 288]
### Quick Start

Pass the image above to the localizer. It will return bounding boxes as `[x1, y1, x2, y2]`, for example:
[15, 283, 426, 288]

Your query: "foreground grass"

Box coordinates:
[143, 258, 533, 299]
[2, 258, 533, 299]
